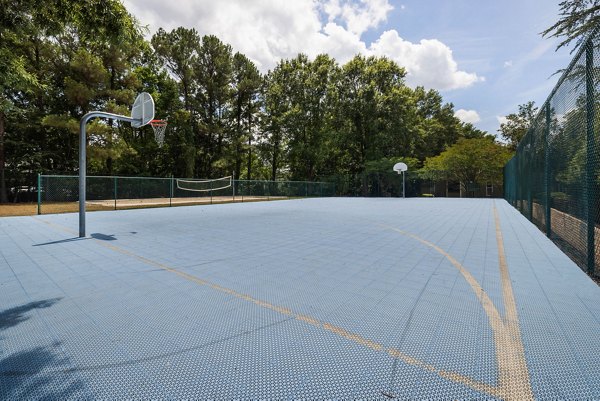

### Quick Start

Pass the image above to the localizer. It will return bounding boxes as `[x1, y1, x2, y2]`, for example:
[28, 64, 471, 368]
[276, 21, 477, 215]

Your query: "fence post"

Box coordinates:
[517, 155, 522, 212]
[585, 39, 596, 274]
[114, 176, 117, 210]
[170, 176, 173, 207]
[37, 173, 41, 215]
[527, 140, 533, 221]
[544, 103, 551, 238]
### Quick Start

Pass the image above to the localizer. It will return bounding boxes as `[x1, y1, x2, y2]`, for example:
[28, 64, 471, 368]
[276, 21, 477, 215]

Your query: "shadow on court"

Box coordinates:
[0, 342, 87, 399]
[90, 233, 117, 241]
[0, 298, 62, 332]
[33, 232, 124, 246]
[32, 237, 86, 246]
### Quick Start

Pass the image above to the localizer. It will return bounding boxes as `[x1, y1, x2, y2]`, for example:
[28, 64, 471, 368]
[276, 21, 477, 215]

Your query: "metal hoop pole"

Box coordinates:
[79, 112, 136, 237]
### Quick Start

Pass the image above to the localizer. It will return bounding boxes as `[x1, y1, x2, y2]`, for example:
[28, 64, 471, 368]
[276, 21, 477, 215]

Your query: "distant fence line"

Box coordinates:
[37, 174, 336, 214]
[326, 172, 502, 198]
[504, 26, 600, 277]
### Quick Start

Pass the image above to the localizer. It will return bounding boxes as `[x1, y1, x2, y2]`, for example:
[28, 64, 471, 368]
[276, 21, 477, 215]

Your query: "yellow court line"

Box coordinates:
[379, 203, 533, 401]
[493, 205, 533, 401]
[33, 206, 531, 400]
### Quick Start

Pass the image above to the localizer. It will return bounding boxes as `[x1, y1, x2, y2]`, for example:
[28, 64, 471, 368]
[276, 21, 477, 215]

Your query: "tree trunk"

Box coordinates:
[0, 111, 8, 203]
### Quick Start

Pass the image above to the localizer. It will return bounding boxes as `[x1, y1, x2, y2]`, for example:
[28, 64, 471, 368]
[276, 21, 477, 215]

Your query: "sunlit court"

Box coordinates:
[5, 0, 600, 399]
[1, 198, 598, 399]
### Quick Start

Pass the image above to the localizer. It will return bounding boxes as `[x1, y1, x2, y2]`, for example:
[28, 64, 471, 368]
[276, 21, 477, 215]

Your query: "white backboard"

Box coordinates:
[131, 92, 155, 128]
[393, 162, 408, 173]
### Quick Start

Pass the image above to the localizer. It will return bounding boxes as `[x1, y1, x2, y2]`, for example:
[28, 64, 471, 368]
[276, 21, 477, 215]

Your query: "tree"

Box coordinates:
[151, 28, 203, 178]
[151, 27, 200, 112]
[229, 53, 262, 180]
[412, 87, 465, 159]
[333, 55, 408, 193]
[262, 60, 291, 181]
[498, 101, 538, 150]
[423, 138, 513, 196]
[542, 0, 600, 51]
[3, 7, 503, 198]
[274, 54, 337, 181]
[194, 35, 233, 177]
[0, 0, 141, 202]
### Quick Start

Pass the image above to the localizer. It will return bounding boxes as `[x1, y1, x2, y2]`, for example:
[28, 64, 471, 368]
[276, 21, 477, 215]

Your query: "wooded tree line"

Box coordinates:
[2, 0, 515, 203]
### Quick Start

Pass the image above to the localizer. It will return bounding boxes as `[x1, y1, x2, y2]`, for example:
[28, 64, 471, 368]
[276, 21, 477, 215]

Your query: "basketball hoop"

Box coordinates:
[150, 119, 167, 147]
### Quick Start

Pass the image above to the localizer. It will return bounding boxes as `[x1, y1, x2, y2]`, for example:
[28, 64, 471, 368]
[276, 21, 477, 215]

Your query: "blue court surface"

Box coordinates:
[1, 198, 599, 400]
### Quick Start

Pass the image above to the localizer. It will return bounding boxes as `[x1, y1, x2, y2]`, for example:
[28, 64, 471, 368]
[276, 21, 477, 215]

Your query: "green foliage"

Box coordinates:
[423, 138, 513, 192]
[498, 101, 538, 150]
[2, 1, 507, 202]
[542, 0, 600, 51]
[0, 0, 147, 202]
[364, 157, 419, 173]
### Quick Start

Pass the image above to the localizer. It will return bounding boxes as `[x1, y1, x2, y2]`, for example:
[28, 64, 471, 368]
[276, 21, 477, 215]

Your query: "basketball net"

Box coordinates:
[150, 119, 167, 147]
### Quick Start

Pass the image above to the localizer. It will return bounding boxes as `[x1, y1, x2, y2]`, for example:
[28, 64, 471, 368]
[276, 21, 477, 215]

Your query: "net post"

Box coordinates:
[210, 178, 213, 205]
[544, 103, 551, 238]
[585, 39, 596, 274]
[114, 176, 117, 210]
[232, 171, 235, 202]
[37, 173, 41, 215]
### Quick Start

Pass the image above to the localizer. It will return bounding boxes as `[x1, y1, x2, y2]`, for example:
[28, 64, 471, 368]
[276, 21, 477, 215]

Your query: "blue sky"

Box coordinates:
[387, 1, 574, 134]
[124, 0, 574, 136]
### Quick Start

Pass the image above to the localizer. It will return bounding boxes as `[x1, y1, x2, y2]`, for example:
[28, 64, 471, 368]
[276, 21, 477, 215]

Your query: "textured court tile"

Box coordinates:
[0, 198, 598, 400]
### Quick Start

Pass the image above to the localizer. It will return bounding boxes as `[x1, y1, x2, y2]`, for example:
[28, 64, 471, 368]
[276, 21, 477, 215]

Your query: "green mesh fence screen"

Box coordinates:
[326, 172, 501, 198]
[504, 29, 600, 277]
[37, 175, 336, 215]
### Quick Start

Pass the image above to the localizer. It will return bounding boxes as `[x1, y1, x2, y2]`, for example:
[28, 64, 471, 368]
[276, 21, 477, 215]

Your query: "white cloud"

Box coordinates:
[496, 116, 509, 126]
[455, 109, 481, 124]
[322, 0, 393, 35]
[370, 30, 484, 90]
[124, 0, 482, 90]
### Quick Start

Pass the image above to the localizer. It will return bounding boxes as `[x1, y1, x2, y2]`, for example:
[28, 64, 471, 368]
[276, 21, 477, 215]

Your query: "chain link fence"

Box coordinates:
[326, 172, 501, 198]
[37, 175, 336, 215]
[504, 28, 600, 277]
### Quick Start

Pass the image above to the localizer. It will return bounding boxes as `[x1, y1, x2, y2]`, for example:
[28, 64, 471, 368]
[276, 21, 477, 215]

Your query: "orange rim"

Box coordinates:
[150, 119, 167, 127]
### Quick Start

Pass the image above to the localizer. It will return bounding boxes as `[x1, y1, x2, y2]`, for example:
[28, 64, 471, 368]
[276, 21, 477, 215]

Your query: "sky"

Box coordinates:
[122, 0, 574, 136]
